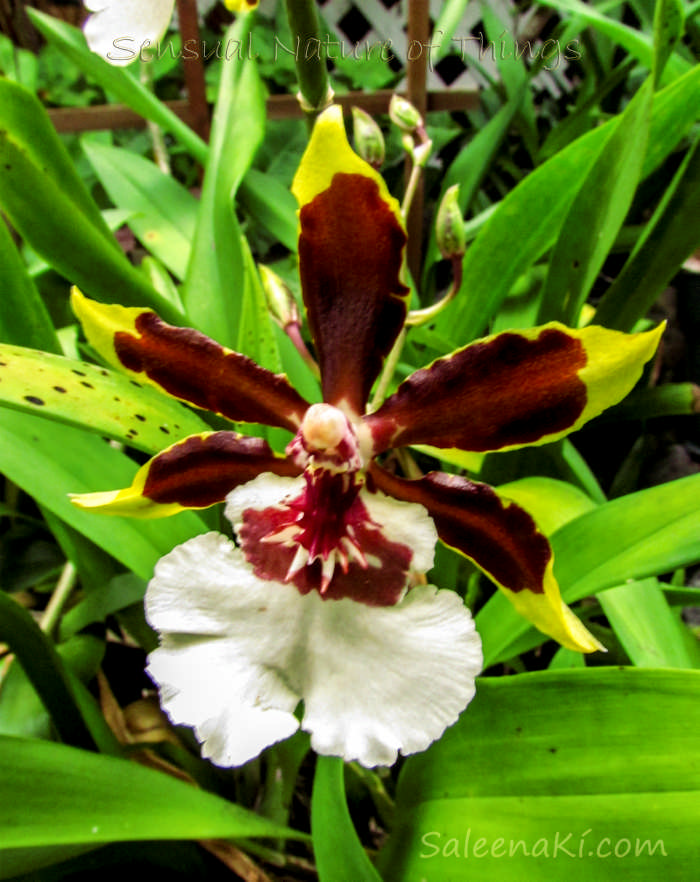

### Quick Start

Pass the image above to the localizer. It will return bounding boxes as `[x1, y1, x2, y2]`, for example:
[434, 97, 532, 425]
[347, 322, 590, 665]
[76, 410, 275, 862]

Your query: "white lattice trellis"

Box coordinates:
[258, 0, 575, 98]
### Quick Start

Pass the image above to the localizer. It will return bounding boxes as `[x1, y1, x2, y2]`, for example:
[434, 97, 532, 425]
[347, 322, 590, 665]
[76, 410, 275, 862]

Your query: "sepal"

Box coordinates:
[291, 106, 409, 413]
[71, 432, 300, 518]
[71, 288, 309, 432]
[370, 466, 603, 653]
[366, 322, 664, 455]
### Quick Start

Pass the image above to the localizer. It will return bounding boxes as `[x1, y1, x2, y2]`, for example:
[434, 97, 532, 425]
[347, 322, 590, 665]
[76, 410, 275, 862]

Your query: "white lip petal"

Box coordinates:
[298, 585, 482, 767]
[83, 0, 176, 66]
[145, 532, 482, 767]
[147, 634, 301, 767]
[146, 531, 285, 637]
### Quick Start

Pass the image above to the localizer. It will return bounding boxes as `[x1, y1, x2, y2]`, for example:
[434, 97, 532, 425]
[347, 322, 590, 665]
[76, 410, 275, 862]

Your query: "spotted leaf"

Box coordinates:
[0, 343, 208, 454]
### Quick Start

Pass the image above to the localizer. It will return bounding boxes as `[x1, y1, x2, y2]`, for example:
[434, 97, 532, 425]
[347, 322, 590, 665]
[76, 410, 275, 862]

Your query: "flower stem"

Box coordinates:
[140, 61, 171, 174]
[369, 327, 406, 413]
[41, 561, 77, 637]
[284, 0, 334, 117]
[400, 161, 423, 221]
[405, 255, 463, 326]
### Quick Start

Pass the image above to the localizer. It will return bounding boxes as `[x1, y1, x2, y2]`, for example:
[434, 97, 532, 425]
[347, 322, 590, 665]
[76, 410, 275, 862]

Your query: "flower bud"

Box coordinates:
[389, 94, 423, 133]
[412, 139, 433, 168]
[351, 107, 385, 169]
[258, 264, 299, 328]
[436, 185, 466, 260]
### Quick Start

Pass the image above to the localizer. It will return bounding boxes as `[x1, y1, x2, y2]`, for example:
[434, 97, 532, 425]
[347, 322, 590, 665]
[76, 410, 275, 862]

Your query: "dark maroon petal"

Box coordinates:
[298, 173, 409, 414]
[370, 465, 551, 596]
[365, 326, 588, 454]
[114, 312, 309, 432]
[143, 432, 301, 509]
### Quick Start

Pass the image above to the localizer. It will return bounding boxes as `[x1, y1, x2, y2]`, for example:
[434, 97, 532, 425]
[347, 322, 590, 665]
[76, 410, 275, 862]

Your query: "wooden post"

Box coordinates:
[175, 0, 210, 141]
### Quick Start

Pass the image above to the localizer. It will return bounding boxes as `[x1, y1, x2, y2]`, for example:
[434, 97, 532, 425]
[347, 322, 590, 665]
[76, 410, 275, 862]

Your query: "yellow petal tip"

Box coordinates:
[560, 603, 606, 654]
[69, 489, 123, 512]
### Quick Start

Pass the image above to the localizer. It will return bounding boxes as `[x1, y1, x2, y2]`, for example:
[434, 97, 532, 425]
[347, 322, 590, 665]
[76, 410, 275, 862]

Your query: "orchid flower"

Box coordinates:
[71, 106, 662, 767]
[84, 0, 257, 66]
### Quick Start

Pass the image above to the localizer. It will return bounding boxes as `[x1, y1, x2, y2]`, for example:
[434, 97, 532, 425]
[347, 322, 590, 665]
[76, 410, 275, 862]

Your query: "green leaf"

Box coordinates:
[0, 632, 107, 746]
[0, 78, 112, 237]
[537, 0, 690, 81]
[653, 0, 686, 85]
[594, 137, 700, 331]
[0, 592, 100, 752]
[82, 140, 199, 280]
[598, 578, 700, 668]
[602, 382, 700, 420]
[0, 33, 38, 89]
[274, 322, 322, 406]
[0, 218, 60, 353]
[547, 646, 586, 669]
[497, 476, 597, 536]
[0, 81, 182, 324]
[538, 79, 653, 324]
[554, 473, 700, 601]
[41, 507, 120, 597]
[477, 473, 700, 665]
[239, 169, 299, 253]
[0, 344, 209, 455]
[311, 757, 382, 882]
[236, 243, 282, 372]
[182, 16, 265, 345]
[0, 656, 52, 740]
[0, 410, 206, 581]
[27, 10, 208, 165]
[379, 669, 700, 881]
[432, 0, 471, 62]
[59, 573, 147, 641]
[140, 255, 184, 311]
[0, 736, 308, 851]
[435, 63, 700, 344]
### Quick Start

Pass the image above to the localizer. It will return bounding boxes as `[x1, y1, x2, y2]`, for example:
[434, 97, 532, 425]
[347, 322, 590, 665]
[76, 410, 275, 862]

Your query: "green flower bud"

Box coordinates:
[351, 107, 385, 169]
[258, 264, 299, 328]
[436, 185, 466, 260]
[389, 94, 423, 133]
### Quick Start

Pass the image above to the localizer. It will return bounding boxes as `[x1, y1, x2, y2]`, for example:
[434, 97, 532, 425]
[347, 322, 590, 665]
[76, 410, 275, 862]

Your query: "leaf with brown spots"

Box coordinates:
[0, 343, 209, 454]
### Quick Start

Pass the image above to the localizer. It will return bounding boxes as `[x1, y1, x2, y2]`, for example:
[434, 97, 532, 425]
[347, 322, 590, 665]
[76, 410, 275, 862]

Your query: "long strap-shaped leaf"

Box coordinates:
[0, 592, 101, 753]
[0, 79, 182, 323]
[0, 735, 308, 848]
[379, 668, 700, 881]
[477, 473, 700, 665]
[312, 757, 383, 882]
